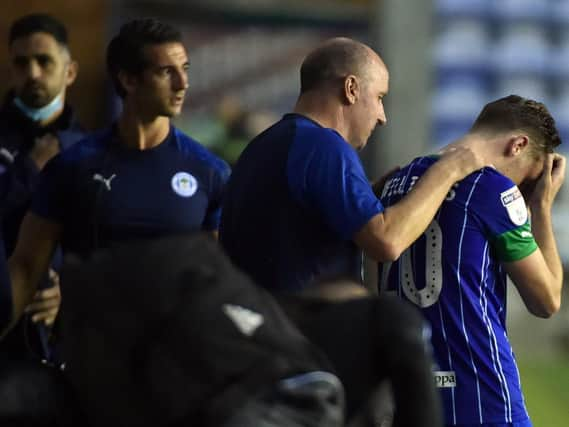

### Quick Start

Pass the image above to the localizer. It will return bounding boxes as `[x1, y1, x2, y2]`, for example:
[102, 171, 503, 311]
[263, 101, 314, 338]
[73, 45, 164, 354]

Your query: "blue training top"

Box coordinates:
[380, 156, 535, 426]
[220, 113, 383, 292]
[31, 125, 230, 257]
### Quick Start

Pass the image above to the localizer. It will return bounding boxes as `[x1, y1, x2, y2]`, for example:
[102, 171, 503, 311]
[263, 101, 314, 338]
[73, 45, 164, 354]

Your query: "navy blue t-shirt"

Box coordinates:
[32, 126, 230, 257]
[220, 113, 383, 292]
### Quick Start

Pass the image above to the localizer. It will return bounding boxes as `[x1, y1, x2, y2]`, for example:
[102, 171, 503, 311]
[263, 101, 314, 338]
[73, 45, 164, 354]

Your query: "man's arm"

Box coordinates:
[3, 212, 61, 336]
[504, 153, 565, 318]
[26, 269, 61, 326]
[355, 143, 487, 262]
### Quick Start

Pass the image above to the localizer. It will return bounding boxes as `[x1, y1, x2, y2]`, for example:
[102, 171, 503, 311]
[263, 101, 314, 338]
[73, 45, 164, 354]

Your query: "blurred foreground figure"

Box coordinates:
[278, 282, 443, 427]
[58, 234, 344, 427]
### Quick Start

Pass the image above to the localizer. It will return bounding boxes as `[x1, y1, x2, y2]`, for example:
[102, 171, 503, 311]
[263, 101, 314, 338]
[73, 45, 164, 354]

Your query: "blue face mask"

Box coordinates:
[13, 92, 64, 122]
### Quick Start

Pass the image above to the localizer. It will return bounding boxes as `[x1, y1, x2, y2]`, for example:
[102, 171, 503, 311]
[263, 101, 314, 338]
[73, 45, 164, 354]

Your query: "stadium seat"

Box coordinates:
[492, 24, 549, 75]
[492, 0, 548, 20]
[435, 19, 489, 71]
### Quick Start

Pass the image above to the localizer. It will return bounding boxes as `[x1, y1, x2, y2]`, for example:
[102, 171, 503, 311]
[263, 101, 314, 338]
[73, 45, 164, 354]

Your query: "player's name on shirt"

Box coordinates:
[381, 173, 460, 202]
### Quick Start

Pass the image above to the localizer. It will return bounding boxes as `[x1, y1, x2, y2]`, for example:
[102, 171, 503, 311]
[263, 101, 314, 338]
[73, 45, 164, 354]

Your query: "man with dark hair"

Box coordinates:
[0, 13, 84, 361]
[106, 18, 183, 99]
[4, 18, 230, 336]
[380, 95, 566, 427]
[220, 37, 489, 293]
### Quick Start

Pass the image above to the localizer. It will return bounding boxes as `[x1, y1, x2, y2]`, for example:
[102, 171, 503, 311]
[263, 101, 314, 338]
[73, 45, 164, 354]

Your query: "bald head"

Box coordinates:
[300, 37, 384, 94]
[296, 37, 388, 150]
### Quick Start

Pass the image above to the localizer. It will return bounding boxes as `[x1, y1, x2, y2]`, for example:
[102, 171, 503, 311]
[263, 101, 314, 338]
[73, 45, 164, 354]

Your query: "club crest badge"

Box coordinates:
[500, 186, 528, 226]
[171, 172, 198, 197]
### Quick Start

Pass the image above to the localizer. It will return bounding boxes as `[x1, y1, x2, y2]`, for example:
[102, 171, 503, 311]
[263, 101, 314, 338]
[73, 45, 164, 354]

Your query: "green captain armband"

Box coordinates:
[492, 222, 538, 262]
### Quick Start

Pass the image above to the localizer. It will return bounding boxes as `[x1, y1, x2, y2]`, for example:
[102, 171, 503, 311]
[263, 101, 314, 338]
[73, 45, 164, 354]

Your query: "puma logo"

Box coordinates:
[93, 173, 116, 191]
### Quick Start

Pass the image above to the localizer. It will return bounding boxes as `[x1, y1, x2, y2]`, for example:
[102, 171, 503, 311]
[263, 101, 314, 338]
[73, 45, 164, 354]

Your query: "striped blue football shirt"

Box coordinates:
[379, 156, 536, 425]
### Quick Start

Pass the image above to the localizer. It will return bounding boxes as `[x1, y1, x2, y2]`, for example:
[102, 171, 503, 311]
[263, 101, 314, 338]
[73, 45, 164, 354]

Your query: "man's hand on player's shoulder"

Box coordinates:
[437, 134, 492, 180]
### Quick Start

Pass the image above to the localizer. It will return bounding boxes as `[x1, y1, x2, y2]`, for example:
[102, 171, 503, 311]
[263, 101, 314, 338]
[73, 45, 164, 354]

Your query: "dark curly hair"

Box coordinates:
[471, 95, 562, 157]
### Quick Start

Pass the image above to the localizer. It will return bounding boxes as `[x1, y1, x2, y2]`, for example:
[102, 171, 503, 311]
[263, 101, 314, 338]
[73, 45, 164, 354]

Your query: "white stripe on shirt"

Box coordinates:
[479, 242, 511, 422]
[456, 172, 484, 423]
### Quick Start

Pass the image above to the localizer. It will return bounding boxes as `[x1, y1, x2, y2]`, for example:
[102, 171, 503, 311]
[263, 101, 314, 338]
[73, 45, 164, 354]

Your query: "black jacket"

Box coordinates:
[0, 94, 85, 362]
[0, 94, 85, 255]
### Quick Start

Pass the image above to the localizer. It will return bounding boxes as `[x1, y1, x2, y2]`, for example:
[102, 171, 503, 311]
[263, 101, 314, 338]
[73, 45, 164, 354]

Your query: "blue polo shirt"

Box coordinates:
[220, 113, 383, 292]
[32, 126, 230, 257]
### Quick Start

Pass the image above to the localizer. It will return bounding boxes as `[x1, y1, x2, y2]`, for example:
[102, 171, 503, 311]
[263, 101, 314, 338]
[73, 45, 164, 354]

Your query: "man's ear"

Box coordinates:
[343, 75, 359, 105]
[65, 60, 79, 87]
[506, 135, 530, 157]
[117, 70, 138, 96]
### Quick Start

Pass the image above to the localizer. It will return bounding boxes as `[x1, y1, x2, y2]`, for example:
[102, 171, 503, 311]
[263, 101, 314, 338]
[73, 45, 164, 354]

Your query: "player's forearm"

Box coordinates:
[530, 206, 563, 299]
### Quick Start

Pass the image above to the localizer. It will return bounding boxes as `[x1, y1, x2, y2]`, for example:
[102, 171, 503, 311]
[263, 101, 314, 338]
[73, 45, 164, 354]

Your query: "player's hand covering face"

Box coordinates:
[526, 153, 566, 209]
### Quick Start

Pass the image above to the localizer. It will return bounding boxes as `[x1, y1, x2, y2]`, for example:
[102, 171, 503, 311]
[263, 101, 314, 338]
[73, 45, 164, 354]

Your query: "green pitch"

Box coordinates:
[518, 356, 569, 427]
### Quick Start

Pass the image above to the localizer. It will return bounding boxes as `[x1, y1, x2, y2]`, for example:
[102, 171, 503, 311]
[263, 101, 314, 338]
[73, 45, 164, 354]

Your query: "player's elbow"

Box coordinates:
[537, 299, 561, 318]
[381, 240, 405, 262]
[370, 238, 405, 262]
[353, 214, 407, 262]
[528, 294, 561, 318]
[530, 307, 557, 319]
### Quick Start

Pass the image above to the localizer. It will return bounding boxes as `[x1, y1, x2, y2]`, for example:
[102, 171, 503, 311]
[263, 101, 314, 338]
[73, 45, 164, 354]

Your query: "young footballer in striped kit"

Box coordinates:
[380, 95, 565, 427]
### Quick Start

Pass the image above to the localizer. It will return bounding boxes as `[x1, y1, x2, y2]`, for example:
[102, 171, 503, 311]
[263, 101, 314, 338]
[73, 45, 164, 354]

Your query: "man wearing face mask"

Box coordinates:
[0, 13, 84, 362]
